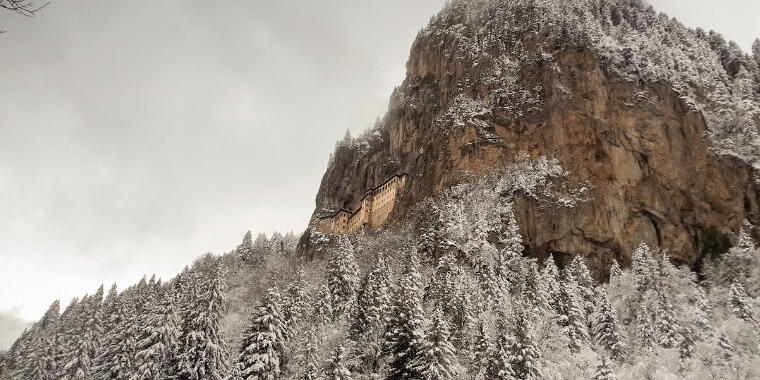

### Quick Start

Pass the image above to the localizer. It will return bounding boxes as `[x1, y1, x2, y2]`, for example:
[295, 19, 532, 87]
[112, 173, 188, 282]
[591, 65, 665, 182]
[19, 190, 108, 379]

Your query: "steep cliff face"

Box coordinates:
[309, 0, 760, 267]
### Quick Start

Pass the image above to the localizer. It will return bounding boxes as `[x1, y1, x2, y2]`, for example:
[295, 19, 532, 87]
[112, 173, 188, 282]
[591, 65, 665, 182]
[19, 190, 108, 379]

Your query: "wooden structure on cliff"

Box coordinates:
[312, 173, 408, 235]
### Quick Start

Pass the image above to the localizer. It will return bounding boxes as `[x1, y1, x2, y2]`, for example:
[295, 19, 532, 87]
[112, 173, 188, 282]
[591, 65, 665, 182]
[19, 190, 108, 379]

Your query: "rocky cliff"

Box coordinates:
[308, 0, 760, 268]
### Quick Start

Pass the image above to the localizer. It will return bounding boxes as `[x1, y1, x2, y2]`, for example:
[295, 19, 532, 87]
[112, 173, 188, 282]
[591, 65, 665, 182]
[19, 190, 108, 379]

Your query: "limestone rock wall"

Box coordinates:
[306, 5, 760, 270]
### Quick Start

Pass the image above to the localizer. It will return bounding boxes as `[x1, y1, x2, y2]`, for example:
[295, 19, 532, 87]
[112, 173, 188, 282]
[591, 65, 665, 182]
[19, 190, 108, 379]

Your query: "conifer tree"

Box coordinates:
[632, 243, 656, 294]
[323, 344, 352, 380]
[591, 288, 625, 360]
[495, 251, 519, 296]
[656, 292, 679, 349]
[234, 287, 288, 380]
[351, 252, 390, 340]
[472, 320, 491, 374]
[568, 256, 596, 318]
[484, 321, 516, 380]
[729, 280, 755, 323]
[27, 338, 57, 380]
[498, 205, 523, 260]
[313, 283, 333, 325]
[413, 306, 459, 380]
[450, 282, 474, 338]
[93, 296, 136, 379]
[348, 253, 392, 372]
[239, 230, 254, 263]
[558, 273, 589, 352]
[38, 300, 61, 332]
[384, 249, 426, 380]
[425, 254, 459, 313]
[539, 257, 562, 312]
[62, 291, 101, 380]
[477, 263, 500, 307]
[679, 327, 695, 361]
[718, 332, 735, 361]
[520, 262, 542, 309]
[283, 267, 311, 329]
[296, 328, 320, 380]
[591, 356, 617, 380]
[636, 296, 656, 350]
[132, 290, 181, 379]
[508, 302, 541, 380]
[327, 236, 360, 318]
[694, 284, 713, 334]
[176, 268, 229, 380]
[608, 259, 623, 287]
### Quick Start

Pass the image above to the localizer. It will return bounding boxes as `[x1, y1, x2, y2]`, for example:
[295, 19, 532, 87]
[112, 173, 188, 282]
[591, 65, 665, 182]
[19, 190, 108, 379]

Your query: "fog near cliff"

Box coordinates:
[0, 0, 757, 349]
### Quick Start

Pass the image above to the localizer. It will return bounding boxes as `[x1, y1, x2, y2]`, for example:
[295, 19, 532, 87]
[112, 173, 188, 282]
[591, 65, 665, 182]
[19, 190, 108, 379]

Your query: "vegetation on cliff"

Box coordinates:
[4, 0, 760, 378]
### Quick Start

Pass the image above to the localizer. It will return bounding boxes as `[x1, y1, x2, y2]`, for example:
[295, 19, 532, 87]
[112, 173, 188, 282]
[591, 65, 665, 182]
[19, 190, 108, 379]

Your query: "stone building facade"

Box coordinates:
[312, 173, 408, 235]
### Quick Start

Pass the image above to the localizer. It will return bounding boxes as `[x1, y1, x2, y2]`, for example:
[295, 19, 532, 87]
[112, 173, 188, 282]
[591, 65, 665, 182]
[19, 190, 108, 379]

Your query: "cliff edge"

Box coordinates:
[307, 0, 760, 268]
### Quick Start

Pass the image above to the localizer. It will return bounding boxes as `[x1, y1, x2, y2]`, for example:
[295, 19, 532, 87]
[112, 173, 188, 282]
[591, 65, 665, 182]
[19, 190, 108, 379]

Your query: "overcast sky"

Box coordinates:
[0, 0, 758, 349]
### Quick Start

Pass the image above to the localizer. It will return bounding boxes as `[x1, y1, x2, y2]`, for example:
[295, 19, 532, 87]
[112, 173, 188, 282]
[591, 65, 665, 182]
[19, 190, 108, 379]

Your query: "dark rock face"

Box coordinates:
[307, 0, 760, 269]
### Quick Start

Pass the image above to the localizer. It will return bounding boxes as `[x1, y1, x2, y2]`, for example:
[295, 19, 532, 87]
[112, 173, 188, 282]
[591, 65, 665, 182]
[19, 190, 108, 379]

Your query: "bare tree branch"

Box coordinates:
[0, 0, 49, 17]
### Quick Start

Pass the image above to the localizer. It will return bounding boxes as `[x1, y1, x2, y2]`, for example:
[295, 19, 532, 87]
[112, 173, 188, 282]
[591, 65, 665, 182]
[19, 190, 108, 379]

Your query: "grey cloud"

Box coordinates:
[0, 308, 28, 350]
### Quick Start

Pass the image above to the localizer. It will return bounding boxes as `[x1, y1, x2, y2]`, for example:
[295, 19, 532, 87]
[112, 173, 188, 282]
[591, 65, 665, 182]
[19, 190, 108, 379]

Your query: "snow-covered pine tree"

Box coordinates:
[383, 249, 426, 380]
[632, 243, 656, 295]
[718, 332, 735, 361]
[495, 251, 520, 297]
[348, 252, 392, 372]
[27, 338, 57, 380]
[656, 291, 679, 349]
[253, 233, 272, 257]
[37, 300, 61, 332]
[283, 267, 311, 329]
[450, 279, 474, 339]
[234, 287, 288, 380]
[498, 204, 523, 260]
[351, 252, 391, 339]
[558, 272, 589, 352]
[472, 320, 491, 375]
[568, 255, 596, 319]
[62, 329, 94, 379]
[508, 301, 541, 380]
[132, 289, 181, 379]
[238, 230, 254, 264]
[477, 263, 500, 307]
[7, 327, 35, 377]
[694, 284, 713, 334]
[313, 282, 334, 325]
[707, 225, 757, 289]
[636, 294, 657, 350]
[485, 315, 516, 380]
[412, 306, 459, 380]
[270, 231, 286, 256]
[539, 256, 562, 312]
[92, 294, 137, 379]
[296, 327, 320, 380]
[679, 327, 695, 361]
[520, 261, 542, 309]
[425, 254, 459, 313]
[729, 280, 756, 323]
[62, 291, 102, 380]
[591, 288, 625, 360]
[323, 344, 352, 380]
[591, 356, 617, 380]
[176, 268, 229, 380]
[90, 284, 105, 339]
[608, 259, 623, 287]
[327, 236, 360, 318]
